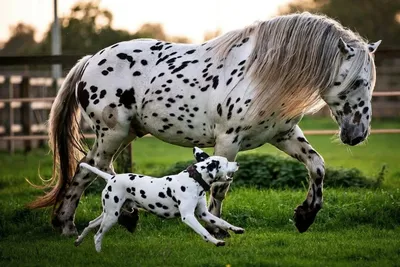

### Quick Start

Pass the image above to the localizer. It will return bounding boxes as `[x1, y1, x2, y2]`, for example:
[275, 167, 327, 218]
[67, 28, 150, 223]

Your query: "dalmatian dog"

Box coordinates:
[74, 147, 243, 252]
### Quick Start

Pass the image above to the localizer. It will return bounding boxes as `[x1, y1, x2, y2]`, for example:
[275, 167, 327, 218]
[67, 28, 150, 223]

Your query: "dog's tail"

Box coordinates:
[79, 163, 113, 181]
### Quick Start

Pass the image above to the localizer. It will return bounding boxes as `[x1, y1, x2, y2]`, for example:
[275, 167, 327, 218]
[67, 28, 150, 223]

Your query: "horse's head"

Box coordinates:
[323, 38, 381, 146]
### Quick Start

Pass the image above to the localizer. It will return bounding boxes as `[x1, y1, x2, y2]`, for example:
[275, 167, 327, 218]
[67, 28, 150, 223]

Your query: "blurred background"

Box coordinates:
[0, 0, 399, 152]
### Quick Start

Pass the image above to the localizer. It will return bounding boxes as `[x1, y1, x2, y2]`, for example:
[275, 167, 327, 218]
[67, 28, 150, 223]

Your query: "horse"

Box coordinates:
[28, 12, 381, 237]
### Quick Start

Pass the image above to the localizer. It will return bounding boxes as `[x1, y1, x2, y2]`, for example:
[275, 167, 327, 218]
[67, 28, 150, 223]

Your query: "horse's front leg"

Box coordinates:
[271, 125, 325, 233]
[207, 138, 240, 238]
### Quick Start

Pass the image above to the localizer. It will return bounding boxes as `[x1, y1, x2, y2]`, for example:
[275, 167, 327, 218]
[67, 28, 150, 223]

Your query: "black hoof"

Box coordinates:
[51, 215, 63, 228]
[118, 208, 139, 233]
[293, 204, 320, 233]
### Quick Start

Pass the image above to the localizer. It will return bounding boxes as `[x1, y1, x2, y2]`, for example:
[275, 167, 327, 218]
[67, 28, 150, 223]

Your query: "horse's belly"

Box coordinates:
[141, 103, 215, 148]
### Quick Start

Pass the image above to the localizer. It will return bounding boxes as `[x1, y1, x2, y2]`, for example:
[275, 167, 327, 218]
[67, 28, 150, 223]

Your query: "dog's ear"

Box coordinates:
[186, 164, 201, 178]
[206, 160, 219, 179]
[193, 147, 210, 162]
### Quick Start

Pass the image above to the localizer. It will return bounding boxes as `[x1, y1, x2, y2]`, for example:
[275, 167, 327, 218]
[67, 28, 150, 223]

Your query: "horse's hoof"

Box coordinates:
[60, 221, 78, 237]
[293, 204, 320, 233]
[118, 209, 139, 233]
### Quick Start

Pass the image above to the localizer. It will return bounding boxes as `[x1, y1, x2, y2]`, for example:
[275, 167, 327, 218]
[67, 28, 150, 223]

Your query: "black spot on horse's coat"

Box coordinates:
[352, 79, 363, 90]
[181, 186, 186, 192]
[133, 71, 141, 76]
[118, 88, 136, 109]
[171, 62, 189, 74]
[115, 211, 119, 216]
[100, 90, 107, 99]
[101, 70, 108, 76]
[226, 78, 232, 86]
[133, 49, 142, 53]
[363, 107, 369, 114]
[148, 204, 155, 209]
[159, 192, 166, 198]
[185, 49, 196, 54]
[343, 102, 352, 115]
[98, 59, 107, 66]
[226, 128, 234, 134]
[217, 104, 222, 116]
[150, 44, 164, 51]
[77, 81, 89, 111]
[114, 196, 119, 203]
[141, 60, 148, 65]
[155, 202, 163, 208]
[117, 53, 127, 60]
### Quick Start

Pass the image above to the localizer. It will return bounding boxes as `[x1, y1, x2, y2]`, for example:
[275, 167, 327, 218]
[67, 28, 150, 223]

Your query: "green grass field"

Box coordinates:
[0, 117, 399, 266]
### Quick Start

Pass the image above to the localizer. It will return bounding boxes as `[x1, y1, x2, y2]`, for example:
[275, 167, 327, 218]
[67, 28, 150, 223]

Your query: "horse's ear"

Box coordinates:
[193, 147, 210, 162]
[368, 40, 382, 54]
[338, 37, 355, 58]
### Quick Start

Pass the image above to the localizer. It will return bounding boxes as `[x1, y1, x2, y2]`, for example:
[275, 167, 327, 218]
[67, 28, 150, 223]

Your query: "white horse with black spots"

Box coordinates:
[29, 12, 381, 236]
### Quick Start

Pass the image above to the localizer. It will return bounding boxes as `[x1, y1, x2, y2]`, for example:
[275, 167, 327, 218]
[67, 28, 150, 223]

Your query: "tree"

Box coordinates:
[37, 1, 134, 55]
[0, 23, 38, 55]
[279, 0, 400, 47]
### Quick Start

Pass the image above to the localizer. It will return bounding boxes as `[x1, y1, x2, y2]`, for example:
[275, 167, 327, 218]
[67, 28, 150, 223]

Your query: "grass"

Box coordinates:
[0, 117, 400, 266]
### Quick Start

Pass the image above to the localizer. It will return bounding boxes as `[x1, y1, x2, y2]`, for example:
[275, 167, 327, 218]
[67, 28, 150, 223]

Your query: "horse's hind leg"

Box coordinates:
[54, 128, 133, 236]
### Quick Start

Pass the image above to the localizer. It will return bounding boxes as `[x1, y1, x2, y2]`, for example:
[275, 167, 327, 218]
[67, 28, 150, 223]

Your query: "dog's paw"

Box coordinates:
[206, 225, 231, 239]
[215, 240, 225, 247]
[231, 227, 245, 234]
[74, 239, 82, 247]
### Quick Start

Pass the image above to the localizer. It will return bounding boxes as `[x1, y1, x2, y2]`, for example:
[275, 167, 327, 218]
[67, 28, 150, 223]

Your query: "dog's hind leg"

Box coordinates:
[75, 213, 103, 246]
[93, 200, 124, 252]
[54, 125, 133, 236]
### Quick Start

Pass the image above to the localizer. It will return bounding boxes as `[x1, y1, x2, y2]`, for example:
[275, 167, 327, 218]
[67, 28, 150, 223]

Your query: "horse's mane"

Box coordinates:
[210, 12, 373, 120]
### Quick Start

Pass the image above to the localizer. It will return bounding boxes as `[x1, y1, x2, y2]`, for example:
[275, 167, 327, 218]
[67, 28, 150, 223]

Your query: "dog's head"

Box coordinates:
[189, 147, 239, 184]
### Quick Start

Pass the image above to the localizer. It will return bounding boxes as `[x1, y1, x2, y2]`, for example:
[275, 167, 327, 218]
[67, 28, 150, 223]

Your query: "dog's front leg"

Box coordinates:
[179, 200, 225, 246]
[196, 198, 244, 234]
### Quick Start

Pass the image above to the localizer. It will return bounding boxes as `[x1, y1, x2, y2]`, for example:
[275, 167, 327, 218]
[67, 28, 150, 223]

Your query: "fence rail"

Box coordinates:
[1, 54, 400, 154]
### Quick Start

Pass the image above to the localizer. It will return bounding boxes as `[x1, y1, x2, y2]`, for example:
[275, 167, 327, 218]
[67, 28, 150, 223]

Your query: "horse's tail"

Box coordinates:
[79, 163, 113, 181]
[27, 55, 92, 210]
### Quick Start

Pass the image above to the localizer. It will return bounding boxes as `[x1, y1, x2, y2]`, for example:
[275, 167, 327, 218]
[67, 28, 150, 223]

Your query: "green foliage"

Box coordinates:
[159, 154, 384, 189]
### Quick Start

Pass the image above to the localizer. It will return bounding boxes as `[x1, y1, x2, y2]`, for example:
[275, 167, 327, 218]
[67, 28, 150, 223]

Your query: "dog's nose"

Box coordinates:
[236, 163, 239, 167]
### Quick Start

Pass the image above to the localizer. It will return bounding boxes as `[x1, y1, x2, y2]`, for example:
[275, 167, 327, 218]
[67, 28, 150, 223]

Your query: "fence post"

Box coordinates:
[115, 143, 132, 173]
[20, 76, 31, 152]
[5, 77, 14, 154]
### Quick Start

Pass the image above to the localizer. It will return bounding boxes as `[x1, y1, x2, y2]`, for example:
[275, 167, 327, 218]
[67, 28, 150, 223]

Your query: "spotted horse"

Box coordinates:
[29, 12, 381, 237]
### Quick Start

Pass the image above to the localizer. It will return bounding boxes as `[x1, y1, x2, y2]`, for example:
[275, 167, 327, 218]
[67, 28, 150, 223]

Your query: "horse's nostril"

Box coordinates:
[350, 136, 363, 146]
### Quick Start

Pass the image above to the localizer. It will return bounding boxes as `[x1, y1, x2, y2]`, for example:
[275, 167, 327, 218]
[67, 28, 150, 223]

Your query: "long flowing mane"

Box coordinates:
[210, 12, 372, 120]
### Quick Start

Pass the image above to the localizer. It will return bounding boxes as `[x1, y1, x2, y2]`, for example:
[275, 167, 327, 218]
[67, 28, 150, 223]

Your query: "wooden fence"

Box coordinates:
[0, 53, 400, 155]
